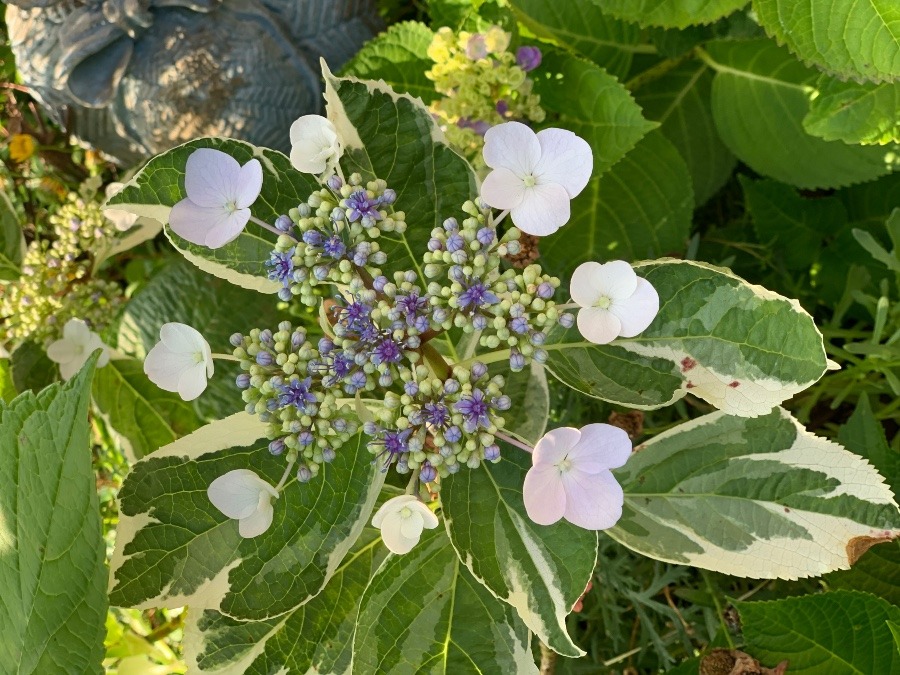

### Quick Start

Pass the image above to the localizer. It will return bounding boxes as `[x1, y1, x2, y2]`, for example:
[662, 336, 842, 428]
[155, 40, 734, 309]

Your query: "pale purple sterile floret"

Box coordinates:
[516, 45, 542, 72]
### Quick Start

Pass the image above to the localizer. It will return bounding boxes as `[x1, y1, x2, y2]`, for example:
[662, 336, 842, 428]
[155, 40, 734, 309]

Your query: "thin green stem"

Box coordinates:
[275, 460, 296, 492]
[457, 348, 511, 369]
[250, 215, 291, 239]
[211, 352, 240, 362]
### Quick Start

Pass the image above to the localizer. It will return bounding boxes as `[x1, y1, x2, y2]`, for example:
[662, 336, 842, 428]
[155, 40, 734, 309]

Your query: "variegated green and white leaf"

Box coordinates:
[442, 448, 596, 657]
[108, 413, 385, 621]
[501, 361, 550, 445]
[106, 137, 320, 293]
[608, 408, 900, 579]
[543, 259, 828, 417]
[185, 530, 382, 675]
[322, 62, 477, 280]
[352, 527, 539, 674]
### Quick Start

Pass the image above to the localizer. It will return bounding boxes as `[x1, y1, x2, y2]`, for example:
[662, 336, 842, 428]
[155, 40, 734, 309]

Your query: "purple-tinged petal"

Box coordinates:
[532, 426, 581, 466]
[523, 464, 567, 525]
[567, 423, 632, 472]
[235, 158, 263, 208]
[184, 148, 242, 208]
[561, 469, 623, 530]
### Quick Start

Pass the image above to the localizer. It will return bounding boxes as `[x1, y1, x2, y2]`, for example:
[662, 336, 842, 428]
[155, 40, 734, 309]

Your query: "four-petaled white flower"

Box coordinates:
[143, 322, 214, 401]
[371, 495, 439, 555]
[102, 182, 139, 232]
[570, 260, 659, 345]
[480, 121, 592, 237]
[208, 469, 279, 538]
[47, 318, 111, 380]
[523, 424, 631, 530]
[290, 115, 342, 175]
[168, 148, 262, 249]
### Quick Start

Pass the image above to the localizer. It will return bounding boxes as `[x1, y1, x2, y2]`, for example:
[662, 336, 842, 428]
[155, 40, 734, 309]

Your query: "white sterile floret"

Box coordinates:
[102, 182, 139, 232]
[371, 495, 439, 555]
[143, 322, 214, 401]
[208, 469, 279, 538]
[168, 148, 263, 249]
[523, 424, 631, 530]
[570, 260, 660, 345]
[46, 318, 111, 380]
[289, 115, 342, 175]
[480, 121, 593, 236]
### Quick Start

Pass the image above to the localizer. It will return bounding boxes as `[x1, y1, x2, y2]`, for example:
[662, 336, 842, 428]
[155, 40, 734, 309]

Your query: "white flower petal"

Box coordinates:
[168, 199, 227, 248]
[160, 322, 207, 354]
[480, 167, 526, 210]
[509, 182, 570, 236]
[380, 510, 417, 554]
[570, 262, 604, 308]
[290, 115, 340, 174]
[483, 121, 541, 175]
[184, 148, 242, 208]
[576, 306, 622, 345]
[523, 464, 567, 525]
[611, 277, 660, 338]
[399, 512, 425, 540]
[144, 343, 197, 392]
[104, 207, 139, 232]
[534, 128, 593, 198]
[418, 503, 440, 530]
[234, 159, 263, 209]
[371, 495, 417, 528]
[567, 423, 631, 473]
[238, 501, 274, 538]
[177, 362, 209, 401]
[84, 335, 110, 368]
[593, 261, 638, 302]
[532, 426, 581, 466]
[561, 469, 623, 530]
[46, 339, 77, 365]
[63, 318, 91, 344]
[208, 469, 274, 520]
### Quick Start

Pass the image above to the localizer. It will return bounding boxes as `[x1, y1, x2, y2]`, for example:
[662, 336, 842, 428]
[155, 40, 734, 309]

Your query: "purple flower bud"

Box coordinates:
[373, 275, 389, 292]
[292, 331, 305, 348]
[260, 329, 274, 345]
[449, 266, 465, 283]
[278, 287, 293, 302]
[494, 395, 511, 411]
[516, 45, 542, 72]
[530, 331, 546, 346]
[510, 317, 529, 334]
[534, 348, 548, 363]
[558, 313, 575, 328]
[445, 426, 462, 443]
[327, 175, 343, 191]
[496, 100, 509, 117]
[363, 421, 378, 436]
[428, 237, 443, 252]
[420, 462, 437, 483]
[230, 332, 244, 347]
[331, 207, 345, 222]
[275, 215, 294, 232]
[476, 227, 495, 246]
[318, 337, 335, 354]
[256, 351, 274, 366]
[483, 444, 501, 461]
[472, 314, 488, 330]
[322, 447, 336, 463]
[537, 282, 554, 299]
[443, 379, 460, 394]
[380, 188, 397, 204]
[447, 461, 460, 474]
[235, 373, 250, 389]
[269, 438, 286, 455]
[443, 217, 459, 232]
[333, 418, 347, 432]
[404, 381, 419, 396]
[433, 308, 449, 324]
[297, 465, 313, 482]
[509, 351, 525, 371]
[303, 230, 323, 246]
[298, 431, 314, 446]
[447, 233, 465, 252]
[471, 362, 488, 379]
[313, 265, 329, 280]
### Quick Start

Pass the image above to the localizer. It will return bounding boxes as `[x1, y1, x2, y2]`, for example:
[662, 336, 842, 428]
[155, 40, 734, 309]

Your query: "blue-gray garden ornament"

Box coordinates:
[6, 0, 380, 166]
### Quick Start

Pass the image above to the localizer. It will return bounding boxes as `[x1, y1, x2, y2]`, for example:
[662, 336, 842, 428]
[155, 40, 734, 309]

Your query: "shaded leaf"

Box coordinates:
[593, 0, 750, 28]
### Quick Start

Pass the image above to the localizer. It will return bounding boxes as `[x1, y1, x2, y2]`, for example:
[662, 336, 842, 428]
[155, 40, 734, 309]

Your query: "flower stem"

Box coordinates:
[405, 469, 420, 496]
[492, 209, 510, 227]
[275, 460, 296, 492]
[421, 342, 452, 380]
[210, 352, 240, 362]
[495, 430, 533, 453]
[555, 302, 578, 310]
[457, 348, 511, 369]
[250, 215, 293, 240]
